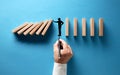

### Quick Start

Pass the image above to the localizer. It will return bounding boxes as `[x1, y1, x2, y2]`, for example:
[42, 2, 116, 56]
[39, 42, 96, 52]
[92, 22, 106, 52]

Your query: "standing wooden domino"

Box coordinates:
[41, 20, 53, 36]
[74, 18, 77, 36]
[65, 18, 69, 36]
[12, 22, 28, 33]
[36, 20, 48, 35]
[99, 18, 104, 36]
[29, 22, 43, 35]
[82, 18, 86, 36]
[90, 18, 94, 36]
[17, 23, 33, 35]
[23, 22, 38, 36]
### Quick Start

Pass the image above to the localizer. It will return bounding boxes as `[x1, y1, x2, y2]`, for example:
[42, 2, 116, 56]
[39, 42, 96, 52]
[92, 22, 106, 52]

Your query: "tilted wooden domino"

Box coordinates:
[74, 18, 77, 36]
[17, 23, 33, 35]
[29, 22, 43, 35]
[65, 18, 69, 36]
[82, 18, 86, 36]
[41, 20, 53, 36]
[99, 18, 104, 36]
[90, 18, 94, 36]
[12, 22, 28, 33]
[23, 22, 38, 36]
[36, 20, 48, 35]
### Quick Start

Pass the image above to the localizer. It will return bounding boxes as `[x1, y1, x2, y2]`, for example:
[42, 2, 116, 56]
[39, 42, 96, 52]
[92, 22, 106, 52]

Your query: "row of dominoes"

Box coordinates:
[12, 20, 53, 36]
[65, 18, 104, 37]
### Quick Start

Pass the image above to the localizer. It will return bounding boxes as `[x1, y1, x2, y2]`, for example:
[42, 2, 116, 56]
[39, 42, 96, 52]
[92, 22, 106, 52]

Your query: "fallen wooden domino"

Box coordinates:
[12, 20, 53, 36]
[29, 22, 43, 35]
[90, 18, 94, 36]
[82, 18, 86, 36]
[23, 22, 38, 36]
[12, 22, 28, 33]
[17, 22, 33, 35]
[74, 18, 77, 36]
[41, 20, 53, 36]
[65, 18, 69, 36]
[99, 18, 104, 36]
[36, 20, 48, 35]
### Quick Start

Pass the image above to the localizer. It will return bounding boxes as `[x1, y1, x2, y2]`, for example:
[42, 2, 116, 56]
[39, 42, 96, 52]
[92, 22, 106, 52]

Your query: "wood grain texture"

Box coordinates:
[82, 18, 86, 36]
[17, 23, 33, 35]
[74, 18, 77, 36]
[41, 20, 52, 36]
[65, 18, 69, 36]
[90, 18, 94, 36]
[36, 20, 48, 35]
[12, 22, 28, 33]
[99, 18, 104, 36]
[29, 22, 43, 35]
[23, 23, 38, 36]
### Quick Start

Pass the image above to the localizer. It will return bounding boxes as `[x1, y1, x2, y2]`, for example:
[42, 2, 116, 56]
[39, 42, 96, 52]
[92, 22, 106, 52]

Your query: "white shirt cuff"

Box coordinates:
[52, 62, 67, 75]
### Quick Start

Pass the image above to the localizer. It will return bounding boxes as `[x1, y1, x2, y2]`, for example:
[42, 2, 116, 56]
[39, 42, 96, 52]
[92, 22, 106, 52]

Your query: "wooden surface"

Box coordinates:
[36, 20, 48, 35]
[23, 23, 38, 35]
[74, 18, 77, 36]
[90, 18, 94, 36]
[99, 18, 104, 36]
[12, 22, 28, 33]
[41, 20, 53, 36]
[82, 18, 86, 36]
[29, 22, 43, 35]
[17, 23, 33, 35]
[65, 18, 69, 36]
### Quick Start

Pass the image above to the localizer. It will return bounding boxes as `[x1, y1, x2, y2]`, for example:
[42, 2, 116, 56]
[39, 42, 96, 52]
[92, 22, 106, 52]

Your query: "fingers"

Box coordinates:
[61, 46, 72, 55]
[54, 39, 73, 56]
[53, 39, 73, 64]
[55, 39, 68, 50]
[59, 39, 68, 48]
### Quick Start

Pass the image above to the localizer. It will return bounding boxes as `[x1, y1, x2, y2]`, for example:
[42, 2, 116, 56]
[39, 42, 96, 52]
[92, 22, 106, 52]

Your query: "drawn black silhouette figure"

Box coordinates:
[54, 18, 64, 58]
[54, 18, 64, 36]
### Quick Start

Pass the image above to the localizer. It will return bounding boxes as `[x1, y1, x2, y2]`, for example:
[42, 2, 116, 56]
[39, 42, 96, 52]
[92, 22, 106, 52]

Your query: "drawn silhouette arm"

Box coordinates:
[53, 20, 58, 23]
[61, 21, 64, 25]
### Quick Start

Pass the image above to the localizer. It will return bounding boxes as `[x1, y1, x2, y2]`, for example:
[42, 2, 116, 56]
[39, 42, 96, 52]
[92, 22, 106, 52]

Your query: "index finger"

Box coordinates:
[59, 39, 68, 48]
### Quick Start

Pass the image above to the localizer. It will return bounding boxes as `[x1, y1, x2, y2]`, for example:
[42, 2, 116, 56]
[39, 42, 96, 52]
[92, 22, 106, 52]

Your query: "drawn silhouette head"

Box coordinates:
[58, 18, 61, 21]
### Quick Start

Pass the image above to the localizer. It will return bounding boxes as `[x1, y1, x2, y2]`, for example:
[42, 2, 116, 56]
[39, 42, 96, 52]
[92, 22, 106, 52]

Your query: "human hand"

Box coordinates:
[53, 39, 73, 64]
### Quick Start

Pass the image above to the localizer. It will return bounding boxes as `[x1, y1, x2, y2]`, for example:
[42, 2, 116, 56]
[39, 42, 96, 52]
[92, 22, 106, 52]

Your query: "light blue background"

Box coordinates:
[0, 0, 120, 75]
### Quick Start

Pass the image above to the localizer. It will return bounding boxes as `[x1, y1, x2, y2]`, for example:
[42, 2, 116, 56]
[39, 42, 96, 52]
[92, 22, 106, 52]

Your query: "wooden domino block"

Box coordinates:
[99, 18, 104, 36]
[12, 22, 28, 33]
[74, 18, 77, 36]
[29, 22, 43, 35]
[90, 18, 94, 36]
[65, 18, 69, 36]
[17, 23, 33, 35]
[41, 20, 53, 36]
[36, 20, 48, 35]
[23, 22, 38, 36]
[82, 18, 86, 36]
